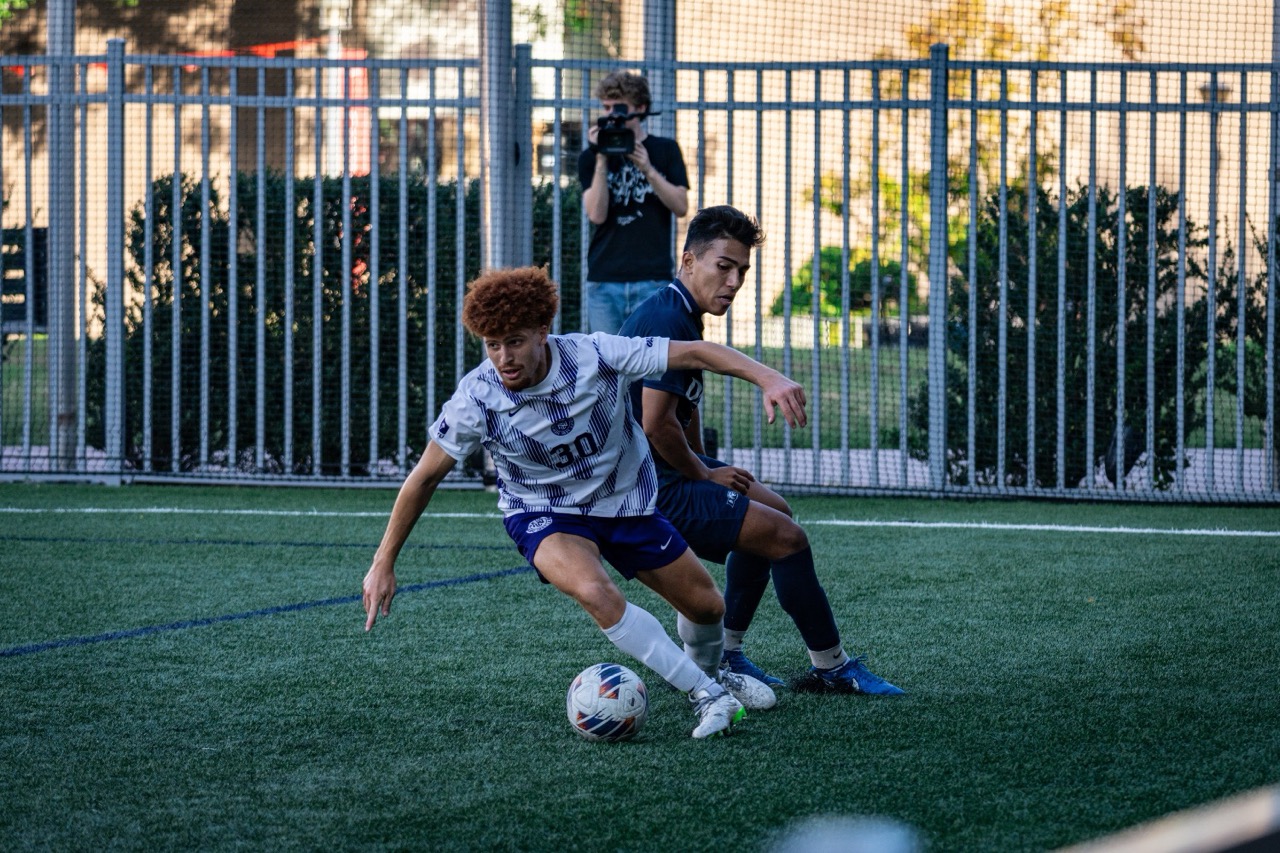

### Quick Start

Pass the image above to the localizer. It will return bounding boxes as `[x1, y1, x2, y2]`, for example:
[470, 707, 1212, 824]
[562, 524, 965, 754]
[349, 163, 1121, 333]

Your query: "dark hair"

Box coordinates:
[593, 70, 652, 113]
[682, 205, 765, 257]
[461, 267, 559, 339]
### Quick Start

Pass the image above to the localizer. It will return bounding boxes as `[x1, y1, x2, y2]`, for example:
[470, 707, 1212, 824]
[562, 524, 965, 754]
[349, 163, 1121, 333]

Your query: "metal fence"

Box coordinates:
[1, 41, 1277, 501]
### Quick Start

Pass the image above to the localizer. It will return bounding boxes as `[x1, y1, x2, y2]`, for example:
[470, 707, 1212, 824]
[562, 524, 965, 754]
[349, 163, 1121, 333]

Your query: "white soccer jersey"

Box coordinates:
[430, 332, 671, 517]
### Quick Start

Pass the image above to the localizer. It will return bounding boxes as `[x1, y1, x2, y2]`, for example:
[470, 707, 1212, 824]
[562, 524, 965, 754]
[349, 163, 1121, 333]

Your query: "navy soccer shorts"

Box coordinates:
[654, 454, 750, 564]
[503, 511, 689, 582]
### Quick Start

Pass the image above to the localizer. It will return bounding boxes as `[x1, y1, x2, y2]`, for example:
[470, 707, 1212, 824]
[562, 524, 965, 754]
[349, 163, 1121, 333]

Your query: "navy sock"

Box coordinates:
[723, 550, 771, 634]
[771, 547, 840, 652]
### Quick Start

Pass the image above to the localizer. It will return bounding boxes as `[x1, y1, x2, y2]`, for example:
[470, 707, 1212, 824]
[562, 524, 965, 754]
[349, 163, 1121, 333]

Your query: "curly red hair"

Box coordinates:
[461, 266, 560, 339]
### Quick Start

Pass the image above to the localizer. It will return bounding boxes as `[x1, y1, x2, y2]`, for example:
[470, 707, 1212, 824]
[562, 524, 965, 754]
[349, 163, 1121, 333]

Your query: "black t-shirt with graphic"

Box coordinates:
[577, 135, 689, 283]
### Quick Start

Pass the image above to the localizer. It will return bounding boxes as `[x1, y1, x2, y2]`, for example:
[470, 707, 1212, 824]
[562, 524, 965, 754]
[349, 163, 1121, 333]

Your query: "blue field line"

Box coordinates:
[0, 565, 533, 659]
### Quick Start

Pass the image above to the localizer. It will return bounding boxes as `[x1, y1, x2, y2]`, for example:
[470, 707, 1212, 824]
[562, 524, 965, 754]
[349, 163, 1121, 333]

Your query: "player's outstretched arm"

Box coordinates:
[363, 441, 457, 631]
[667, 340, 807, 428]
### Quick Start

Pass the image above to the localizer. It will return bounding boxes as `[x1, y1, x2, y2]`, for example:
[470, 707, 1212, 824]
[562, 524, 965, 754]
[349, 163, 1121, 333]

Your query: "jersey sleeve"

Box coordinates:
[591, 332, 670, 381]
[429, 386, 486, 461]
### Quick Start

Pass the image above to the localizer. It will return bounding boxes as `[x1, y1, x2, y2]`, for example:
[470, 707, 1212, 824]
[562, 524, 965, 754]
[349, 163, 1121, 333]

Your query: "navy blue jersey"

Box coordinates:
[620, 280, 703, 436]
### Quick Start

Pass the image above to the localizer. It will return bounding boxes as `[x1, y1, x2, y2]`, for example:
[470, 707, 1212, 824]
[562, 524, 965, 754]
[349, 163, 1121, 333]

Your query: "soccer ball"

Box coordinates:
[566, 663, 648, 742]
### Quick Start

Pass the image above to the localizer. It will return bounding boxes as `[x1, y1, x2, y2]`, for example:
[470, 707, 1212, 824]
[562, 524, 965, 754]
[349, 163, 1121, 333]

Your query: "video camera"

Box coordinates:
[595, 103, 659, 156]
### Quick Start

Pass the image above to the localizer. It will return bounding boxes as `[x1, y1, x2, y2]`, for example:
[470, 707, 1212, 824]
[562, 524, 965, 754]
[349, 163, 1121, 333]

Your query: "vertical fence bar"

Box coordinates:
[1085, 71, 1098, 491]
[1116, 71, 1128, 492]
[1176, 72, 1189, 492]
[870, 68, 882, 488]
[1269, 65, 1279, 492]
[752, 68, 764, 476]
[172, 66, 183, 473]
[811, 69, 823, 482]
[340, 68, 353, 477]
[551, 68, 564, 333]
[967, 69, 979, 487]
[1147, 71, 1159, 491]
[928, 44, 950, 491]
[0, 68, 5, 469]
[227, 68, 240, 470]
[255, 67, 267, 472]
[78, 63, 89, 471]
[1205, 71, 1219, 492]
[105, 40, 126, 473]
[579, 70, 591, 333]
[1236, 71, 1248, 493]
[369, 66, 382, 476]
[313, 66, 325, 477]
[199, 66, 212, 470]
[782, 69, 793, 482]
[727, 68, 737, 458]
[283, 68, 296, 474]
[724, 69, 737, 461]
[425, 66, 438, 426]
[21, 68, 32, 465]
[1026, 69, 1039, 490]
[143, 66, 155, 472]
[997, 69, 1009, 488]
[898, 68, 910, 487]
[397, 68, 409, 471]
[1056, 69, 1068, 490]
[454, 66, 466, 389]
[840, 67, 851, 485]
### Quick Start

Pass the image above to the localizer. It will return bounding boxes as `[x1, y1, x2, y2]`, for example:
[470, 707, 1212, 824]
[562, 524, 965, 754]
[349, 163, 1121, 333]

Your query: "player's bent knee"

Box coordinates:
[776, 519, 809, 555]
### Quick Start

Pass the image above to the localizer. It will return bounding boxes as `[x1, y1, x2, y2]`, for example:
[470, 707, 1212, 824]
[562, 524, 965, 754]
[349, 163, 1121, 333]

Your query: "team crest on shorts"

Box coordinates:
[527, 516, 553, 534]
[725, 491, 739, 507]
[551, 417, 575, 436]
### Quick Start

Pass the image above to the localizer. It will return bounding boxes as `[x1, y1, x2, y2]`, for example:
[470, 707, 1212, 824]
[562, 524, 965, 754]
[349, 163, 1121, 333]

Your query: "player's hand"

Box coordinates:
[707, 465, 755, 495]
[587, 124, 601, 147]
[627, 143, 653, 177]
[362, 561, 397, 632]
[761, 374, 807, 428]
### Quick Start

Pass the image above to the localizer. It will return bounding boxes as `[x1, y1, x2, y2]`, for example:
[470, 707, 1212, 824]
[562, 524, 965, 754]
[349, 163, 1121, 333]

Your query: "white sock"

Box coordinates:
[809, 643, 850, 670]
[677, 612, 725, 679]
[602, 602, 714, 694]
[723, 628, 747, 653]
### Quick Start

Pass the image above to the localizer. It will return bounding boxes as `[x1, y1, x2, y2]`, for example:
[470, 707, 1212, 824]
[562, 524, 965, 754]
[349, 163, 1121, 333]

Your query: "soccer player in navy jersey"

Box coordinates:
[620, 205, 904, 696]
[362, 266, 804, 738]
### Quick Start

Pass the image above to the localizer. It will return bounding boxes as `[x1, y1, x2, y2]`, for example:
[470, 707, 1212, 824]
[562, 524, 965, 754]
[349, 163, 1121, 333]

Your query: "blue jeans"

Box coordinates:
[586, 279, 668, 334]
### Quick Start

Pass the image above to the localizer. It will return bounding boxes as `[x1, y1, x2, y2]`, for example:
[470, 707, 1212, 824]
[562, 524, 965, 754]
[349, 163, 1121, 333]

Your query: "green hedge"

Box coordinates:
[86, 173, 582, 475]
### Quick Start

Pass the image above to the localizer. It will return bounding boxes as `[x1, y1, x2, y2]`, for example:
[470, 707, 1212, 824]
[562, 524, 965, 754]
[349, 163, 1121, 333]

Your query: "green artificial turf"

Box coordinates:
[1, 483, 1277, 851]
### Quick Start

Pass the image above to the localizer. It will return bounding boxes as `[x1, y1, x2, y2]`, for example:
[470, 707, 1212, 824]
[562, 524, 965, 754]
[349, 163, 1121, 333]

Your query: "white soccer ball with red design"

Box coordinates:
[566, 663, 649, 742]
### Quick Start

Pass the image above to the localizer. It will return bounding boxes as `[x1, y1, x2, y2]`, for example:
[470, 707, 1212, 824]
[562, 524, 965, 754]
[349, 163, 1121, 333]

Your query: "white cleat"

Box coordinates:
[689, 684, 746, 739]
[719, 668, 778, 711]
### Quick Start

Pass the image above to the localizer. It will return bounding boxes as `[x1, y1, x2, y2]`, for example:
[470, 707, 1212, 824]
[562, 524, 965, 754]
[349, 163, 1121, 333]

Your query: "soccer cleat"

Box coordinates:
[719, 668, 778, 711]
[689, 683, 746, 738]
[791, 655, 905, 696]
[721, 648, 785, 688]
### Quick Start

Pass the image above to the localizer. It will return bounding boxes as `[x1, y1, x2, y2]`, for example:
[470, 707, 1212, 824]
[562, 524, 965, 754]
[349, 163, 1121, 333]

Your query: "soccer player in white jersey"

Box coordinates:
[362, 267, 806, 739]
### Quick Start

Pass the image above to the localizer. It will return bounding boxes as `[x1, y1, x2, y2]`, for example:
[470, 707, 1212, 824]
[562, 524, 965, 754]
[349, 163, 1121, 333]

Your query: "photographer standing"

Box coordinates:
[577, 71, 689, 334]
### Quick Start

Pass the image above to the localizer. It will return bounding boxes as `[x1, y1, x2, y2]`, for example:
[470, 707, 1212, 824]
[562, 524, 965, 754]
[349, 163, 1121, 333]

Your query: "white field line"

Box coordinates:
[1, 506, 1278, 537]
[804, 519, 1280, 537]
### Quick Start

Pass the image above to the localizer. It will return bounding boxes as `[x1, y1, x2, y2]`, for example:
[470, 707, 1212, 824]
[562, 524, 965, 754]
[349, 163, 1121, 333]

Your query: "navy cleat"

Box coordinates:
[791, 655, 905, 696]
[721, 648, 785, 688]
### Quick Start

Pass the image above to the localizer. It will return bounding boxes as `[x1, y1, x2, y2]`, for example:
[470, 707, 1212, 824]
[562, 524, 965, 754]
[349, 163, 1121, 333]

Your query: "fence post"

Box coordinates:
[104, 39, 125, 479]
[514, 43, 534, 267]
[643, 0, 677, 140]
[928, 43, 950, 490]
[481, 0, 514, 269]
[47, 0, 77, 472]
